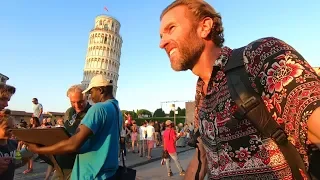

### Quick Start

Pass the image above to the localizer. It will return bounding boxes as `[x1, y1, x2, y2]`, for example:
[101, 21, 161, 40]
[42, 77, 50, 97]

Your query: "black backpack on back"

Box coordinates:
[225, 47, 318, 180]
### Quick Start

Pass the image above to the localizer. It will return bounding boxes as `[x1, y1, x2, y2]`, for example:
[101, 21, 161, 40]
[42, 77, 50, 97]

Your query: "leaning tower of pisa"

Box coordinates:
[81, 15, 122, 97]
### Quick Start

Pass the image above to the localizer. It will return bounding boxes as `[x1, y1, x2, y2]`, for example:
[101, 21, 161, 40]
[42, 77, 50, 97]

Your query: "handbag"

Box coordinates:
[162, 150, 169, 159]
[111, 102, 136, 180]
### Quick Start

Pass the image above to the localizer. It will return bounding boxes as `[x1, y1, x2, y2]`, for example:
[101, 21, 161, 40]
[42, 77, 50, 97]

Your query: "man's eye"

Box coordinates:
[169, 26, 175, 33]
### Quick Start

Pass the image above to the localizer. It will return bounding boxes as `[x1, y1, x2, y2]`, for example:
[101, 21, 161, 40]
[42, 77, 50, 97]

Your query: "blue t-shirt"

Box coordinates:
[71, 99, 122, 180]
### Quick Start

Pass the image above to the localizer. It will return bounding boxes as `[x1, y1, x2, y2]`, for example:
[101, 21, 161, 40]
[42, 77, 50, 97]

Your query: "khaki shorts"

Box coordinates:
[51, 169, 72, 180]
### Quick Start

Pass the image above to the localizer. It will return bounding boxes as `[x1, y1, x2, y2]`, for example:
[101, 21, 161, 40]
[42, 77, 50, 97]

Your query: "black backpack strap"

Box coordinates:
[225, 47, 310, 180]
[111, 102, 127, 172]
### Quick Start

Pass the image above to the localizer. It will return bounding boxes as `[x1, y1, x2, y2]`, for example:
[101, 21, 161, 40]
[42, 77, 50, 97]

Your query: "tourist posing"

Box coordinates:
[25, 75, 123, 180]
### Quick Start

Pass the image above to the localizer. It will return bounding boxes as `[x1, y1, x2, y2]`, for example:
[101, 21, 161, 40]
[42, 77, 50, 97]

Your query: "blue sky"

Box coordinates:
[1, 0, 319, 113]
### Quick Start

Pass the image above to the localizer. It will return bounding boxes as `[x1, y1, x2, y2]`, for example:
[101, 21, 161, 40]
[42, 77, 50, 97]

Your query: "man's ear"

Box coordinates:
[99, 88, 104, 94]
[199, 17, 214, 39]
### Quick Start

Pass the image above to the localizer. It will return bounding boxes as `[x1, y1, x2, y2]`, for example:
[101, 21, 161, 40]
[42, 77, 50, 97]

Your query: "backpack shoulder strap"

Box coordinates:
[225, 47, 309, 180]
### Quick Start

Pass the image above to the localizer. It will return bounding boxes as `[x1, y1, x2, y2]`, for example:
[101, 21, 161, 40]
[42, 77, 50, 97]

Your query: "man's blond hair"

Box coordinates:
[160, 0, 224, 47]
[0, 83, 16, 99]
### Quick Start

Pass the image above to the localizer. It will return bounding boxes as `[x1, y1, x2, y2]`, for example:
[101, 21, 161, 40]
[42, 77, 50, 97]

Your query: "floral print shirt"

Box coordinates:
[195, 37, 320, 179]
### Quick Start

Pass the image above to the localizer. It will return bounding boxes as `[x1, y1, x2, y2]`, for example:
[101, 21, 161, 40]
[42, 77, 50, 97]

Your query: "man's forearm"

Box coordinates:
[36, 139, 76, 155]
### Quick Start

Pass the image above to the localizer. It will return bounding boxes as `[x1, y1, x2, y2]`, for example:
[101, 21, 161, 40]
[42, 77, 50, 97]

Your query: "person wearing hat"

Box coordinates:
[25, 75, 123, 180]
[162, 120, 185, 177]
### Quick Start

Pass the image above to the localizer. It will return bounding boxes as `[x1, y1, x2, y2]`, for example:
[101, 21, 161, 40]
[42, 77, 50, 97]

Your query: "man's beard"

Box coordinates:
[171, 29, 205, 71]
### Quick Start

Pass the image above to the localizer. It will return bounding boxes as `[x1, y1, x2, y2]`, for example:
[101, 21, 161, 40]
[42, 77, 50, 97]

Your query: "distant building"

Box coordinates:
[185, 101, 195, 125]
[0, 73, 9, 84]
[9, 110, 64, 125]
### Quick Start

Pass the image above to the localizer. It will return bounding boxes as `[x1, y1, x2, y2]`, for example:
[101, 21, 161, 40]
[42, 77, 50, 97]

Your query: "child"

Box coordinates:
[131, 126, 138, 153]
[0, 114, 29, 180]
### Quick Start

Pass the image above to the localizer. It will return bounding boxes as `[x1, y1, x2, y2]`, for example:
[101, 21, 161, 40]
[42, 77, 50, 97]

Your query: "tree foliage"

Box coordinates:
[121, 110, 137, 119]
[169, 107, 186, 116]
[153, 108, 166, 117]
[137, 109, 152, 117]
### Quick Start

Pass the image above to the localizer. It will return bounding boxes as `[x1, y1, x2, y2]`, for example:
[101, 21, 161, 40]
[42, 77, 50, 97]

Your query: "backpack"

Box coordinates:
[225, 47, 317, 180]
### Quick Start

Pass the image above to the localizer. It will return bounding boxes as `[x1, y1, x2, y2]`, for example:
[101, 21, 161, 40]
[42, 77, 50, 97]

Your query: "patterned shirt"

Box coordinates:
[195, 37, 320, 179]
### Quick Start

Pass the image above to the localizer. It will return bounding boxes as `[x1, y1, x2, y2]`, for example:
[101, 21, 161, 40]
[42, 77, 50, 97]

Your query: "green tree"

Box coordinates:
[177, 107, 182, 115]
[179, 108, 186, 116]
[169, 110, 174, 117]
[153, 108, 166, 117]
[137, 109, 152, 117]
[121, 110, 138, 119]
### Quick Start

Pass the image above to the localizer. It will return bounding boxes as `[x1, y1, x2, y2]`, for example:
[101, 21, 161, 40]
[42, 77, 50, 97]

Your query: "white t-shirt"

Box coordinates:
[139, 126, 147, 140]
[146, 125, 155, 141]
[120, 128, 126, 137]
[33, 103, 43, 120]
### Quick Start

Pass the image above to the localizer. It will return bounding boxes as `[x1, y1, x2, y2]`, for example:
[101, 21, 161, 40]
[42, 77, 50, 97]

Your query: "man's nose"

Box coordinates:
[75, 102, 82, 108]
[159, 37, 169, 49]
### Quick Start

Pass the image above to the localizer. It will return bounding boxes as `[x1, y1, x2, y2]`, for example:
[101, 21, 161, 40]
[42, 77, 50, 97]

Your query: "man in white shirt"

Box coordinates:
[146, 121, 155, 159]
[32, 98, 43, 121]
[138, 122, 147, 157]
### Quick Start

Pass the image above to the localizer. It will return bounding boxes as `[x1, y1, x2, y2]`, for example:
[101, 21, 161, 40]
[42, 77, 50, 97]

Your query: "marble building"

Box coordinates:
[81, 15, 122, 97]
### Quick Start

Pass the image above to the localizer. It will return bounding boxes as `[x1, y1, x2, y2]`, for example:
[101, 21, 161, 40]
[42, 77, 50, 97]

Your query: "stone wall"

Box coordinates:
[185, 101, 195, 125]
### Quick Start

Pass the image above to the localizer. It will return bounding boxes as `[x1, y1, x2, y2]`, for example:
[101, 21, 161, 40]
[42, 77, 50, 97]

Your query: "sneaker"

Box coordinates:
[180, 170, 186, 176]
[168, 172, 173, 177]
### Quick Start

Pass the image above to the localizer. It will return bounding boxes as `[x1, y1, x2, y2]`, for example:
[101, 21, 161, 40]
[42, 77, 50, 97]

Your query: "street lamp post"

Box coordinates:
[171, 104, 176, 126]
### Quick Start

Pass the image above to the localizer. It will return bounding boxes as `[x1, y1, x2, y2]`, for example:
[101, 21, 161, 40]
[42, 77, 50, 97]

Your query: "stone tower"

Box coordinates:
[81, 15, 122, 97]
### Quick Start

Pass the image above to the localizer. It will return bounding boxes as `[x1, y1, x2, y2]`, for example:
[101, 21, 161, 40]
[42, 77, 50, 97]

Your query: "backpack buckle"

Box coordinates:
[234, 96, 260, 120]
[271, 128, 288, 145]
[241, 96, 260, 112]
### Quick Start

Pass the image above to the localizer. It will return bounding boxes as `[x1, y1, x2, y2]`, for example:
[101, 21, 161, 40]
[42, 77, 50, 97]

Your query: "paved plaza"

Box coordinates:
[135, 149, 195, 180]
[14, 146, 194, 180]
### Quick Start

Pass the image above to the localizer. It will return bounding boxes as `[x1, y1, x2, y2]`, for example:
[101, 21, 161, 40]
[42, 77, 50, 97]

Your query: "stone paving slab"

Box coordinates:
[14, 146, 194, 180]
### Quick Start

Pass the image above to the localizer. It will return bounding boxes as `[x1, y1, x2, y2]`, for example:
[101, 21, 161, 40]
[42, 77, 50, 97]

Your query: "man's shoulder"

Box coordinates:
[237, 37, 295, 76]
[84, 101, 119, 118]
[0, 139, 18, 151]
[87, 103, 106, 113]
[8, 139, 18, 146]
[95, 100, 118, 110]
[65, 107, 74, 114]
[242, 37, 292, 54]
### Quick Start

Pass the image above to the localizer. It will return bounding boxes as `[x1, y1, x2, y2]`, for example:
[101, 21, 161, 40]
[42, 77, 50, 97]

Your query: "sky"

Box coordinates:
[1, 0, 319, 113]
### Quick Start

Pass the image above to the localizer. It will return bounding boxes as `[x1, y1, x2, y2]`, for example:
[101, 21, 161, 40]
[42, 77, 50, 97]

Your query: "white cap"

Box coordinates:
[82, 75, 113, 94]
